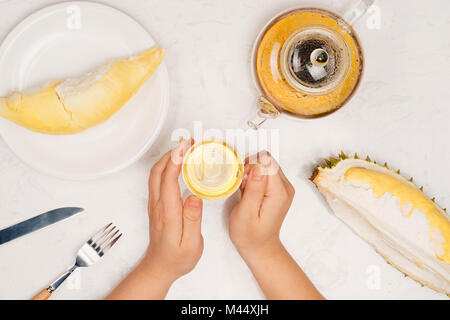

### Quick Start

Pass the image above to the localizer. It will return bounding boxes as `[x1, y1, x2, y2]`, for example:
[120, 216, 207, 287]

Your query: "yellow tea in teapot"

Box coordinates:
[255, 8, 363, 117]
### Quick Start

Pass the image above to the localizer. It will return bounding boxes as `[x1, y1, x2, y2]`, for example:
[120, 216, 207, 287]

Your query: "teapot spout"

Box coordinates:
[247, 97, 280, 130]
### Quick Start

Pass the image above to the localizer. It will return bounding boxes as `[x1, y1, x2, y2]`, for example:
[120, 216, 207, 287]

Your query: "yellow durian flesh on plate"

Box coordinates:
[0, 82, 79, 134]
[0, 46, 165, 134]
[312, 158, 450, 294]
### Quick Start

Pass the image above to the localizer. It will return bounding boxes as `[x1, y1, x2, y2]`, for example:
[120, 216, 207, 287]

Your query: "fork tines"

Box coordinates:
[88, 223, 122, 256]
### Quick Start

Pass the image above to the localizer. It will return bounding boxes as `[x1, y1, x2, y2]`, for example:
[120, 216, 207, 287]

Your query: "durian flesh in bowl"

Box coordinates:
[312, 156, 450, 294]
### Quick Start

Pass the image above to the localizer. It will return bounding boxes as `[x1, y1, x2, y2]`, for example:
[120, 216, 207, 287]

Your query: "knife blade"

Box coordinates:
[0, 207, 84, 245]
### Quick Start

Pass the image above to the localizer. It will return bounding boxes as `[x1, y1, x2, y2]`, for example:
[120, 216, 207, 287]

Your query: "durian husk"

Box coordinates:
[311, 153, 450, 295]
[0, 46, 165, 134]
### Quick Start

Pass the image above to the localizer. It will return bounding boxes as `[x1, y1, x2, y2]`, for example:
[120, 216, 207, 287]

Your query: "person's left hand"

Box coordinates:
[142, 138, 204, 284]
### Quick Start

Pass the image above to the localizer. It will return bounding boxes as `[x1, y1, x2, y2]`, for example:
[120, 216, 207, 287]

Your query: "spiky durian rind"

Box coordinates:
[311, 152, 450, 294]
[311, 151, 447, 215]
[375, 248, 449, 296]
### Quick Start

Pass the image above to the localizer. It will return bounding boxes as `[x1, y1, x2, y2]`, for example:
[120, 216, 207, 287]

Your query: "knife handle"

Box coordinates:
[32, 288, 53, 300]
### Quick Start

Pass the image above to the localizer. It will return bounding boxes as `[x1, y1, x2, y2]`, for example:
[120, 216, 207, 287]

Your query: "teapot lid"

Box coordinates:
[280, 25, 351, 95]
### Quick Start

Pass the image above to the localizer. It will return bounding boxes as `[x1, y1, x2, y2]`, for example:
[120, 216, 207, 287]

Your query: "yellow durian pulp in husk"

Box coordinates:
[0, 46, 165, 134]
[312, 155, 450, 294]
[344, 167, 449, 265]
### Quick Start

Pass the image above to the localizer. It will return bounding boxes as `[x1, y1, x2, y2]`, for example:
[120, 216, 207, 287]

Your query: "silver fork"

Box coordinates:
[32, 223, 122, 300]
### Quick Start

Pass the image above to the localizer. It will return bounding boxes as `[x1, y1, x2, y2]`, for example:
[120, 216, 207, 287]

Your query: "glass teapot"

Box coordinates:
[248, 0, 374, 129]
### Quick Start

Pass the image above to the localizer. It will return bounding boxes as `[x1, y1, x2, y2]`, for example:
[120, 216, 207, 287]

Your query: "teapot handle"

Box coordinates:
[247, 97, 281, 130]
[342, 0, 375, 26]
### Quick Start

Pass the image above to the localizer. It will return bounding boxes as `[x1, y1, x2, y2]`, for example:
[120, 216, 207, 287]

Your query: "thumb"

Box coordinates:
[239, 166, 268, 217]
[182, 195, 203, 244]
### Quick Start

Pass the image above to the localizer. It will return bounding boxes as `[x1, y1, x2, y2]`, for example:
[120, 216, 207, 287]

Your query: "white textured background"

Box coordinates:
[0, 0, 449, 300]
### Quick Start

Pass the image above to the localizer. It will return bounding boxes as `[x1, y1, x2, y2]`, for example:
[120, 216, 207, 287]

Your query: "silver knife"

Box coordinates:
[0, 207, 84, 245]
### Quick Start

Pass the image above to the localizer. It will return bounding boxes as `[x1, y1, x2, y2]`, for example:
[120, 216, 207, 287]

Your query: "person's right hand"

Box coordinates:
[228, 152, 323, 300]
[229, 151, 295, 259]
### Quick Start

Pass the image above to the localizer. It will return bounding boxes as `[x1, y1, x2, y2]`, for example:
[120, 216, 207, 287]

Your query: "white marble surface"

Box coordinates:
[0, 0, 449, 300]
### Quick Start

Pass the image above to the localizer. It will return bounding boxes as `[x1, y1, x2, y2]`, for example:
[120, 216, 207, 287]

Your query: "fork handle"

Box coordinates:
[32, 265, 78, 300]
[32, 288, 53, 300]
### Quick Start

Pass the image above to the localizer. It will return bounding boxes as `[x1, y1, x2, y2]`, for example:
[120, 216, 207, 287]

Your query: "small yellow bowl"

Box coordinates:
[182, 140, 243, 200]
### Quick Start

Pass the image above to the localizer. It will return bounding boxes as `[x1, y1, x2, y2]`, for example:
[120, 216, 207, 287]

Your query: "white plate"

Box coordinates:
[0, 1, 169, 180]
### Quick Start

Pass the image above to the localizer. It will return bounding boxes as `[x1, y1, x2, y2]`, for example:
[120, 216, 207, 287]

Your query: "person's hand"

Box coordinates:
[228, 152, 323, 300]
[229, 151, 295, 260]
[106, 138, 204, 299]
[142, 138, 204, 284]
